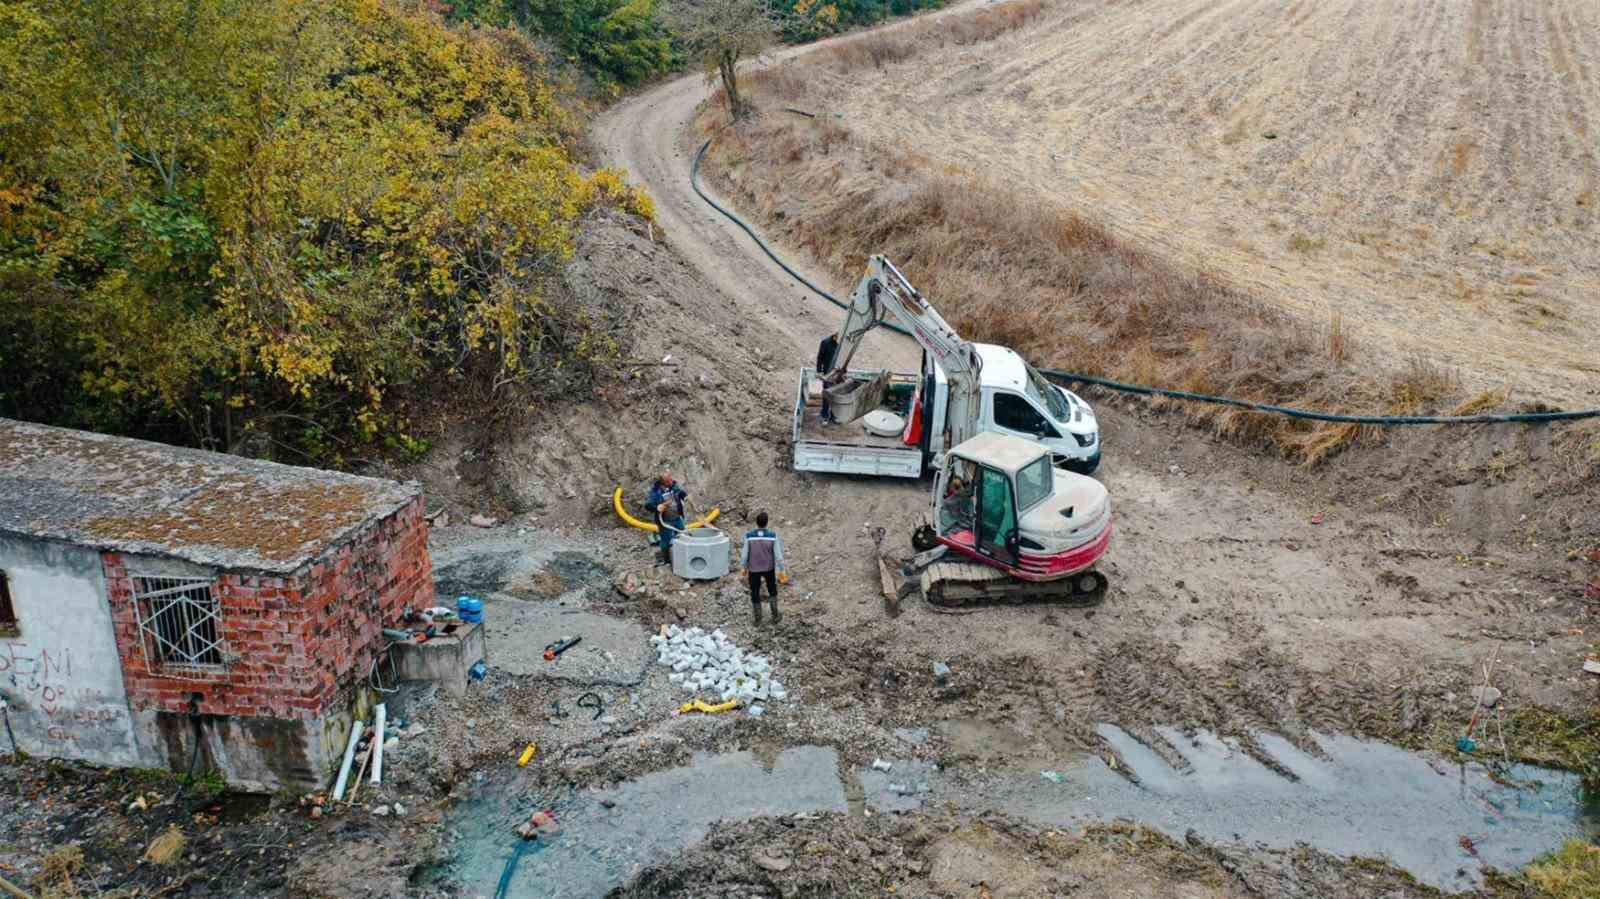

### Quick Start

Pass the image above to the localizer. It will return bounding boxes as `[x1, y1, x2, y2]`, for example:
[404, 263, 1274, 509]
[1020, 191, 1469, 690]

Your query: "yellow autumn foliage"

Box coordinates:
[0, 0, 650, 461]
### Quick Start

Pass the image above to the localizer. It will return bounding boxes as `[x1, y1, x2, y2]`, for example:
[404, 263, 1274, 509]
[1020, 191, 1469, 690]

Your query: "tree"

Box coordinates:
[670, 0, 780, 117]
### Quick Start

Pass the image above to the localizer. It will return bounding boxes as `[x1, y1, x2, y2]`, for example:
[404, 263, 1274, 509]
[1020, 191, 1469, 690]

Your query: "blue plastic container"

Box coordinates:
[456, 595, 484, 623]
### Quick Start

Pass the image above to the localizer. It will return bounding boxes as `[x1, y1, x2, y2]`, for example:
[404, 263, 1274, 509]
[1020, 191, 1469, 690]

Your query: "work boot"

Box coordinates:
[656, 546, 670, 566]
[768, 598, 782, 624]
[752, 603, 764, 625]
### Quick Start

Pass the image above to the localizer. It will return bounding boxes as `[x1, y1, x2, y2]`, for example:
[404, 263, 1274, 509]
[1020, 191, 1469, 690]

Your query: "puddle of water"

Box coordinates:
[427, 730, 1593, 896]
[431, 535, 609, 602]
[994, 725, 1597, 891]
[430, 746, 847, 897]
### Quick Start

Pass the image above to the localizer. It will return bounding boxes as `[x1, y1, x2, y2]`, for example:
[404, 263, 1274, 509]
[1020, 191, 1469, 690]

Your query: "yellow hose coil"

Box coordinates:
[612, 487, 719, 533]
[678, 698, 740, 714]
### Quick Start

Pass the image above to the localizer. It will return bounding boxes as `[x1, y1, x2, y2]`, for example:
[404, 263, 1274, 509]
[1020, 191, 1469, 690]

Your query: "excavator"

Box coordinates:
[821, 256, 1113, 607]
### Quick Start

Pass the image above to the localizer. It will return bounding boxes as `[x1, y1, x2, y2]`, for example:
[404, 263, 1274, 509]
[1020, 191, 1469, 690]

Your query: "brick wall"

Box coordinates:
[105, 496, 435, 720]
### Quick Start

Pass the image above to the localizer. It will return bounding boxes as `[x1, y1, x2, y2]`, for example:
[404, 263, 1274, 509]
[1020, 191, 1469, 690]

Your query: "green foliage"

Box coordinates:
[787, 0, 941, 39]
[0, 0, 649, 462]
[1512, 840, 1600, 899]
[511, 0, 675, 86]
[179, 767, 229, 797]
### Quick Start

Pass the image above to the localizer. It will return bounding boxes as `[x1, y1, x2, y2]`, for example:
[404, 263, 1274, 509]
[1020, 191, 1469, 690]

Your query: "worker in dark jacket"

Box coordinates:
[816, 333, 839, 424]
[739, 512, 786, 624]
[648, 469, 688, 565]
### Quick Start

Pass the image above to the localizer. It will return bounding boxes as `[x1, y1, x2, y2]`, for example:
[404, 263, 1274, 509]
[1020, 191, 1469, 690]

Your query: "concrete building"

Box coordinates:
[0, 418, 434, 791]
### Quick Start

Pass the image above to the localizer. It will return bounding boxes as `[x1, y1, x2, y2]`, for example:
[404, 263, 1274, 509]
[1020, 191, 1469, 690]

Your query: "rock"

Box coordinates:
[433, 511, 451, 528]
[1472, 685, 1502, 708]
[932, 661, 951, 684]
[871, 758, 893, 772]
[309, 806, 323, 820]
[599, 798, 617, 809]
[598, 715, 619, 726]
[754, 852, 793, 873]
[392, 803, 406, 817]
[675, 607, 688, 620]
[615, 574, 641, 599]
[372, 805, 390, 817]
[384, 737, 399, 751]
[469, 514, 498, 528]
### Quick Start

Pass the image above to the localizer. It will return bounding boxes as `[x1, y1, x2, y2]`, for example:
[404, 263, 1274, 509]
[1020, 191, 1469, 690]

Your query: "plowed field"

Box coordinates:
[821, 0, 1600, 402]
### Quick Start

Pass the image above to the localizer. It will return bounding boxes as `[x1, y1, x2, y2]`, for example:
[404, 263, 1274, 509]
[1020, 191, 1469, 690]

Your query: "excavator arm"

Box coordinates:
[824, 256, 984, 445]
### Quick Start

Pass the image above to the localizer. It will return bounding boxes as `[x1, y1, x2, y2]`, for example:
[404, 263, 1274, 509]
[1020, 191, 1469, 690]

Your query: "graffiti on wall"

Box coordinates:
[1, 641, 128, 745]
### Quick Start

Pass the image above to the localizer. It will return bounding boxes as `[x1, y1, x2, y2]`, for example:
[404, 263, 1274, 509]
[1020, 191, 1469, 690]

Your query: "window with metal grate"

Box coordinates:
[131, 575, 224, 673]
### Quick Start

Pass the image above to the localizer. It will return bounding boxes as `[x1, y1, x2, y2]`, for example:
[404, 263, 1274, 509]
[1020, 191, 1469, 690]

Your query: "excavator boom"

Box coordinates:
[825, 256, 984, 448]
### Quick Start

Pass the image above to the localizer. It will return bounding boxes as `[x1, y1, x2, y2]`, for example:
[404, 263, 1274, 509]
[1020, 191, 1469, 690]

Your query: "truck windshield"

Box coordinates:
[1015, 455, 1052, 513]
[1023, 362, 1070, 421]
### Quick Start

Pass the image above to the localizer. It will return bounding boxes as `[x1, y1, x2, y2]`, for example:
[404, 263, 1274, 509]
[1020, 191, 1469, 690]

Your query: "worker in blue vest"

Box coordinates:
[648, 469, 688, 566]
[739, 511, 787, 625]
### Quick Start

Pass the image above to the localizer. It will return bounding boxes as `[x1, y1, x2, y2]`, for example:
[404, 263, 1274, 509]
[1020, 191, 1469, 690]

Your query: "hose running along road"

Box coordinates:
[690, 138, 1600, 426]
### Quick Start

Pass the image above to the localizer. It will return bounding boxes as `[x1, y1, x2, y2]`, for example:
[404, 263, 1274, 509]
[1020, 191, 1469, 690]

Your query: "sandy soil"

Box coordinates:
[794, 0, 1600, 405]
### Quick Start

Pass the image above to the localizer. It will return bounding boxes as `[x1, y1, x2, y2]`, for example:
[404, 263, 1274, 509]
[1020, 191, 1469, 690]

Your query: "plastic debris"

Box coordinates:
[679, 697, 740, 714]
[932, 661, 951, 683]
[518, 743, 537, 767]
[747, 704, 765, 718]
[1041, 770, 1064, 783]
[872, 758, 893, 772]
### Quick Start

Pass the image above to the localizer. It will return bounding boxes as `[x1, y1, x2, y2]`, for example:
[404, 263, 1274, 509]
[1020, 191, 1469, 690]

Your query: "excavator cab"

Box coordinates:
[917, 431, 1111, 604]
[931, 442, 1033, 567]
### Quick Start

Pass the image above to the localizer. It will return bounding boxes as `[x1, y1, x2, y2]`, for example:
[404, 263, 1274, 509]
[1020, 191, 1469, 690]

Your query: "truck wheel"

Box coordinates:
[912, 525, 939, 552]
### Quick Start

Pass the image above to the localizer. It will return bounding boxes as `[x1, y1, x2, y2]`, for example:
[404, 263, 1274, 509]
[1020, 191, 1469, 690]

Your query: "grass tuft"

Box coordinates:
[144, 825, 187, 865]
[1522, 840, 1600, 899]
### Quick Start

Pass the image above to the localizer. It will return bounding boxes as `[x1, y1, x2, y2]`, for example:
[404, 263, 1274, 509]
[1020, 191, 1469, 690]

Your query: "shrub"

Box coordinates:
[0, 0, 647, 463]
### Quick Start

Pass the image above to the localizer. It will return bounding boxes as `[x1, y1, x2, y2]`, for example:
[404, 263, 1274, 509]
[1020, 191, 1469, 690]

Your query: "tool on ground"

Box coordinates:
[517, 743, 537, 767]
[544, 637, 582, 661]
[678, 697, 740, 714]
[1458, 645, 1502, 753]
[577, 692, 604, 721]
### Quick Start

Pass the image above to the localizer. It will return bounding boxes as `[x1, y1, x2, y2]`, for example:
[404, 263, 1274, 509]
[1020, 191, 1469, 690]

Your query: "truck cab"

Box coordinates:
[970, 344, 1100, 474]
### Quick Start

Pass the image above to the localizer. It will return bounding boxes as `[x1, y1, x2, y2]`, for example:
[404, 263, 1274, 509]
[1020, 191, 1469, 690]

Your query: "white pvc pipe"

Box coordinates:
[370, 704, 386, 785]
[332, 718, 363, 801]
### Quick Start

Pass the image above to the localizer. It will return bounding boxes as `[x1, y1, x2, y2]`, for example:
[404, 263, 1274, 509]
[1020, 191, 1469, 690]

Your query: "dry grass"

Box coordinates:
[38, 844, 85, 896]
[1523, 839, 1600, 899]
[144, 825, 187, 865]
[700, 92, 1481, 464]
[822, 0, 1046, 72]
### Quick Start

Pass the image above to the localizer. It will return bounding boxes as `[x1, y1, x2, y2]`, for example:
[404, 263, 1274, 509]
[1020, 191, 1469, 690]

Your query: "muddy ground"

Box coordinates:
[3, 5, 1599, 898]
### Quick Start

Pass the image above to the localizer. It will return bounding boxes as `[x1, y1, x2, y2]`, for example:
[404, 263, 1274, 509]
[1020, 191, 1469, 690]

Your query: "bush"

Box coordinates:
[507, 0, 675, 86]
[0, 0, 647, 463]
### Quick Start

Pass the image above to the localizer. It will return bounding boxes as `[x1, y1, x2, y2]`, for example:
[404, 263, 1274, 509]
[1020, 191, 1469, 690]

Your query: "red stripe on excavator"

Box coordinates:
[935, 521, 1112, 583]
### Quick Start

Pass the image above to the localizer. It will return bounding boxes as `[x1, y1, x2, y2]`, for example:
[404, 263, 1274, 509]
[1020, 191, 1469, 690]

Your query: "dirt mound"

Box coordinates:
[610, 812, 1444, 899]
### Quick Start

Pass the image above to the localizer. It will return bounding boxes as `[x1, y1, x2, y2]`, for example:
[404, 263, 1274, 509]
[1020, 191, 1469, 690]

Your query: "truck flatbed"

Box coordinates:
[791, 368, 926, 479]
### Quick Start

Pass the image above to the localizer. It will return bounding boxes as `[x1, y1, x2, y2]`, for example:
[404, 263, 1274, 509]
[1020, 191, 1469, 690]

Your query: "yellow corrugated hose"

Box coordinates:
[612, 487, 719, 533]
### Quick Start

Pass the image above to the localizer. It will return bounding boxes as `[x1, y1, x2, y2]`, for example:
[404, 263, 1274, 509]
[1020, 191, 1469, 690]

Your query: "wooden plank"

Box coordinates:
[878, 555, 898, 600]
